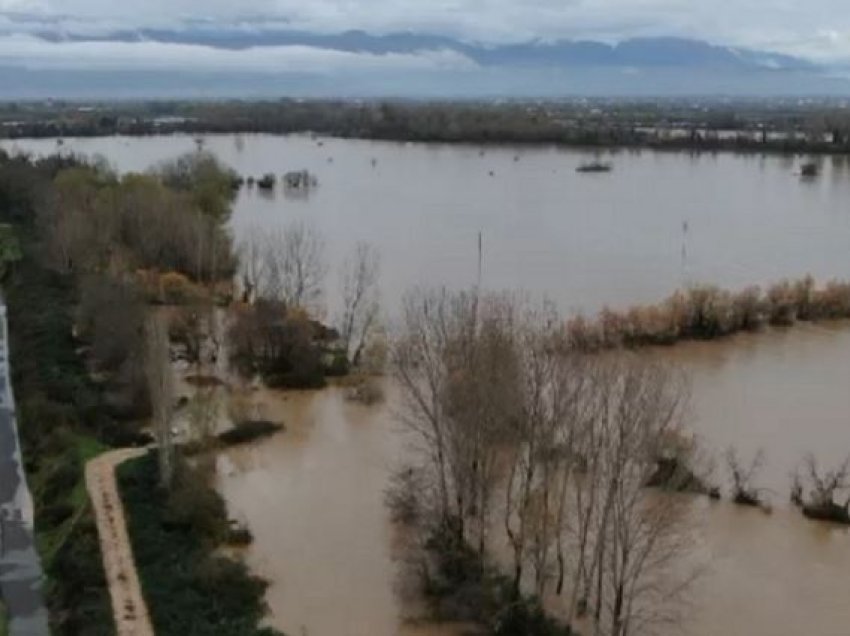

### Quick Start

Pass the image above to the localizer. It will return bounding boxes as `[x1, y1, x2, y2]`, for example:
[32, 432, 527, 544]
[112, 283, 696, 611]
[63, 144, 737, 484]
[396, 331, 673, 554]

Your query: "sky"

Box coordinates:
[0, 0, 848, 76]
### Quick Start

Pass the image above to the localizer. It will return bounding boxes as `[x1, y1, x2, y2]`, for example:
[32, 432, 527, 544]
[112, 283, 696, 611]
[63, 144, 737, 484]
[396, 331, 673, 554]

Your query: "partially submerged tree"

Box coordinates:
[725, 447, 765, 506]
[797, 454, 850, 524]
[338, 242, 380, 368]
[237, 221, 326, 311]
[391, 287, 700, 634]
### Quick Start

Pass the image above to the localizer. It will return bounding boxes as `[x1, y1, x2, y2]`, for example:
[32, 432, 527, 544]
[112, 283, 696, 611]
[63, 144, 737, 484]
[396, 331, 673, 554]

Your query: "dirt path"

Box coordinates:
[85, 448, 155, 636]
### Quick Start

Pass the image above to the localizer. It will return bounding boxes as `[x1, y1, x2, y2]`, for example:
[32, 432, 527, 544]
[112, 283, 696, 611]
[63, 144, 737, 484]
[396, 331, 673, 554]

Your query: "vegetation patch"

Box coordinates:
[118, 451, 281, 636]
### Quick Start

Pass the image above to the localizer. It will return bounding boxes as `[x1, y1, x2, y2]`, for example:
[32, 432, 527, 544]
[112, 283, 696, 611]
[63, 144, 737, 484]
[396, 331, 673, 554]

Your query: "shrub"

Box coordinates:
[118, 452, 279, 636]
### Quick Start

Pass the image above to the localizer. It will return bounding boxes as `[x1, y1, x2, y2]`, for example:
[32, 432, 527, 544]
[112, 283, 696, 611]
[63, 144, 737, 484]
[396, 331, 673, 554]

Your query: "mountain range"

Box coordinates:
[0, 27, 846, 99]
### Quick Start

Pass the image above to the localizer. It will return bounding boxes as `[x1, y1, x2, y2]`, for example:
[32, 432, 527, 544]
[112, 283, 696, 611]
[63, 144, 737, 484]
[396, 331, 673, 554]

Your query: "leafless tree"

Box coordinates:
[796, 454, 850, 522]
[338, 242, 381, 368]
[273, 220, 326, 310]
[145, 312, 176, 488]
[590, 358, 694, 636]
[239, 221, 326, 311]
[725, 447, 765, 506]
[503, 304, 561, 597]
[236, 228, 270, 304]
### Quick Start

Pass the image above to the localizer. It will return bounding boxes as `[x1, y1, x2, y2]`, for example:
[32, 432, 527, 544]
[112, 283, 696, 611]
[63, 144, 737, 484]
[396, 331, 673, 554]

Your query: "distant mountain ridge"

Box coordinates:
[27, 28, 818, 72]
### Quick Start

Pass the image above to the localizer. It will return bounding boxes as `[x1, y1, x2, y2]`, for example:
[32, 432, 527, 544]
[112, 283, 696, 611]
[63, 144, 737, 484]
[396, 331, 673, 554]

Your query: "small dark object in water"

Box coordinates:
[801, 162, 818, 177]
[488, 170, 494, 176]
[802, 502, 850, 525]
[733, 491, 761, 507]
[576, 161, 612, 173]
[257, 173, 276, 189]
[218, 420, 283, 446]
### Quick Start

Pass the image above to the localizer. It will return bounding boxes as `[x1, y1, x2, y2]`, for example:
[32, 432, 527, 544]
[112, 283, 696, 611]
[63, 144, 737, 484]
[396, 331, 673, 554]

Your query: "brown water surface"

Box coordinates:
[6, 135, 850, 634]
[216, 323, 850, 636]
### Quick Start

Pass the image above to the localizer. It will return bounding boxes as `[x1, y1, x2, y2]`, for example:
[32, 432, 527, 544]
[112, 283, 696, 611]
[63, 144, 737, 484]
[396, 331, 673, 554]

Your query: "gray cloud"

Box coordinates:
[0, 33, 477, 72]
[1, 0, 850, 62]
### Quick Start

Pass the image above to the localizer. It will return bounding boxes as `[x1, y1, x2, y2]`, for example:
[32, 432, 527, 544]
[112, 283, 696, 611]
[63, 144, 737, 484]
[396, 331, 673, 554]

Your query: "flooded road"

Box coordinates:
[4, 135, 850, 634]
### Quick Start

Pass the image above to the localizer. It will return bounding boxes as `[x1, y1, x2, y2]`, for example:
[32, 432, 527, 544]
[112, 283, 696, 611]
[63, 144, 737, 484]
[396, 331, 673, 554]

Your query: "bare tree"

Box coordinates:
[503, 304, 561, 597]
[236, 228, 269, 304]
[145, 313, 175, 488]
[239, 221, 326, 311]
[591, 358, 694, 636]
[725, 447, 765, 506]
[338, 242, 381, 368]
[274, 220, 326, 310]
[797, 454, 850, 522]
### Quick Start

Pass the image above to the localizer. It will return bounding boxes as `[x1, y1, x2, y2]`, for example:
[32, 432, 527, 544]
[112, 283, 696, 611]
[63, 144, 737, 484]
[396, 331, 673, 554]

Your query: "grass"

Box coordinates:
[118, 451, 281, 636]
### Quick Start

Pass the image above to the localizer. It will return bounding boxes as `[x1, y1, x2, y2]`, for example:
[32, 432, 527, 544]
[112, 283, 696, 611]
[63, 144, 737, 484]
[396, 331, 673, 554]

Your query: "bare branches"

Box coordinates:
[391, 287, 700, 635]
[795, 454, 850, 523]
[725, 447, 765, 506]
[238, 221, 327, 310]
[338, 242, 381, 368]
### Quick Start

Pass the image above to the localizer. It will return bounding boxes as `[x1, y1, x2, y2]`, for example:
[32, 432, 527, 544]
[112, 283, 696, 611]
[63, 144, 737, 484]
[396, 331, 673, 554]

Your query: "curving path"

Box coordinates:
[85, 448, 155, 636]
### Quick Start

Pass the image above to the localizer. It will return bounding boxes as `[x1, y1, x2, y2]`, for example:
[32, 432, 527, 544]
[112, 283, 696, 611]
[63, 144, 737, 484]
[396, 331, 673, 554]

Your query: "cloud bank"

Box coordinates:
[0, 33, 476, 73]
[1, 0, 850, 62]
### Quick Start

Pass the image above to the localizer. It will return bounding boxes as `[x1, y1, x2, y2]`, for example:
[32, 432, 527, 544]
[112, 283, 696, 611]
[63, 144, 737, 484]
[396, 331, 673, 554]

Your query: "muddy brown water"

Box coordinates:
[6, 134, 850, 314]
[215, 321, 850, 636]
[5, 135, 850, 634]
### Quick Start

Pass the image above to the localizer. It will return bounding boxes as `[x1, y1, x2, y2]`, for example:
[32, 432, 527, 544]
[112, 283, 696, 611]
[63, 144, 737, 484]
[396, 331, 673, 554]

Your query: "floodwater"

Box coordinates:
[5, 134, 850, 314]
[4, 135, 850, 634]
[215, 328, 850, 636]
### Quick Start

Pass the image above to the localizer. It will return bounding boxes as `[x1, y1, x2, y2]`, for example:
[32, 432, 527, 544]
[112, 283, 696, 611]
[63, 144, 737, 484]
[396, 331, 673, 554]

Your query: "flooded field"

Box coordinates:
[5, 134, 850, 314]
[5, 134, 850, 635]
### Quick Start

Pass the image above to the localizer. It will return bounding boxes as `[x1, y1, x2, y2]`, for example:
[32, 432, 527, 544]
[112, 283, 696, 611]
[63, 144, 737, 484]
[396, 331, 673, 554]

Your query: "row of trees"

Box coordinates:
[391, 289, 699, 636]
[566, 277, 850, 351]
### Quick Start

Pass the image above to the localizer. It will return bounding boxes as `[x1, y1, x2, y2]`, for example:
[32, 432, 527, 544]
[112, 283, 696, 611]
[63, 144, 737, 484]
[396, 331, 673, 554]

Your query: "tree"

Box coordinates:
[796, 454, 850, 523]
[590, 358, 694, 636]
[238, 221, 326, 311]
[145, 313, 175, 488]
[725, 447, 765, 506]
[338, 242, 380, 368]
[275, 220, 326, 310]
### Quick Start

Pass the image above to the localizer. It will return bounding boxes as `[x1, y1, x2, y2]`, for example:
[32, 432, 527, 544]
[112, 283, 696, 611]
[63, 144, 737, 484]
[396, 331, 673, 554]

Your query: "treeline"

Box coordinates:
[389, 290, 701, 636]
[566, 277, 850, 352]
[6, 99, 850, 155]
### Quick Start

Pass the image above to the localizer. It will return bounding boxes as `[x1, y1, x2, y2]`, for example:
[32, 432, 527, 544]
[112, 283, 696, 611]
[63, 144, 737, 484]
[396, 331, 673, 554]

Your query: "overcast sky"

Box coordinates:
[0, 0, 848, 74]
